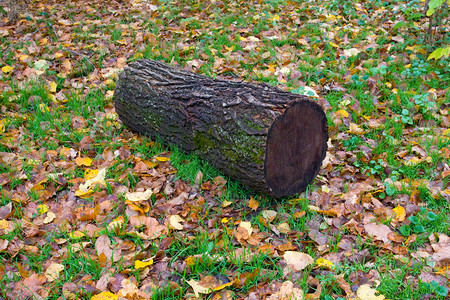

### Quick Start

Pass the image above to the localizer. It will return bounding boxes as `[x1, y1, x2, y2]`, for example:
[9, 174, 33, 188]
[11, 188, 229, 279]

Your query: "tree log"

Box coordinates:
[114, 59, 328, 197]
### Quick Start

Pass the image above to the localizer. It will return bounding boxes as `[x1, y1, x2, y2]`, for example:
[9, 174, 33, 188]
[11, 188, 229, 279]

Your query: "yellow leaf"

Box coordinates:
[221, 217, 231, 223]
[1, 65, 13, 73]
[222, 200, 232, 207]
[75, 156, 92, 167]
[69, 230, 86, 239]
[393, 205, 406, 222]
[356, 284, 385, 300]
[272, 14, 280, 21]
[155, 156, 170, 162]
[85, 169, 99, 180]
[315, 258, 335, 270]
[91, 292, 119, 300]
[267, 63, 276, 73]
[62, 59, 72, 72]
[55, 52, 64, 59]
[77, 168, 107, 197]
[0, 119, 4, 133]
[135, 259, 153, 269]
[116, 39, 127, 45]
[277, 222, 291, 234]
[213, 280, 234, 291]
[48, 81, 57, 93]
[37, 204, 49, 214]
[0, 220, 9, 229]
[185, 256, 196, 266]
[329, 42, 339, 48]
[335, 109, 349, 118]
[74, 189, 94, 198]
[19, 54, 29, 62]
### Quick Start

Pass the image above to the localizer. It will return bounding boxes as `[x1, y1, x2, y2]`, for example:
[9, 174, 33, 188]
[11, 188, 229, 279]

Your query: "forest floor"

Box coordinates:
[0, 0, 449, 299]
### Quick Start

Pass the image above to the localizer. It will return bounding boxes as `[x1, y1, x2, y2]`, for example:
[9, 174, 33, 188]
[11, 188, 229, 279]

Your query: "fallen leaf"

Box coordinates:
[186, 279, 213, 297]
[135, 259, 153, 269]
[125, 189, 152, 202]
[284, 251, 314, 271]
[364, 223, 393, 243]
[315, 257, 335, 270]
[1, 65, 13, 73]
[169, 215, 184, 230]
[155, 156, 170, 162]
[91, 292, 119, 300]
[75, 156, 92, 167]
[45, 263, 64, 282]
[393, 205, 406, 222]
[261, 210, 277, 222]
[248, 196, 259, 211]
[356, 284, 385, 300]
[348, 123, 365, 134]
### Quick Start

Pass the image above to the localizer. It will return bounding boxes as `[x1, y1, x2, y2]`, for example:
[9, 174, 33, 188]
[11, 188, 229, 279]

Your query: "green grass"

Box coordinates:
[1, 0, 449, 298]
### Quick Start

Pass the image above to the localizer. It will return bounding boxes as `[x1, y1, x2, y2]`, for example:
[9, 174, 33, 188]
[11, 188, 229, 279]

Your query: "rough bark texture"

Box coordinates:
[114, 59, 328, 197]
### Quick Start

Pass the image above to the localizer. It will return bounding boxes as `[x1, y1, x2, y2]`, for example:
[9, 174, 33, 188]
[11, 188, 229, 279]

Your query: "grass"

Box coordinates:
[0, 0, 450, 298]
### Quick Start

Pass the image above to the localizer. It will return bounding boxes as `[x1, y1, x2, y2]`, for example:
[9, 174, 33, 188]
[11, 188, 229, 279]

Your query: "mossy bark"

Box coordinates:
[114, 59, 328, 197]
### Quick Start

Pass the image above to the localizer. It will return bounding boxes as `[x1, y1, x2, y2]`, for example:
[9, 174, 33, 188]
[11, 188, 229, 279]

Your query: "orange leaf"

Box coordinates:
[248, 197, 259, 211]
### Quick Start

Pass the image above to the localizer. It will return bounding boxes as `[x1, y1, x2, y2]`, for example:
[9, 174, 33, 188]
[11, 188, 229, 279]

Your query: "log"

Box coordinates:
[114, 59, 328, 197]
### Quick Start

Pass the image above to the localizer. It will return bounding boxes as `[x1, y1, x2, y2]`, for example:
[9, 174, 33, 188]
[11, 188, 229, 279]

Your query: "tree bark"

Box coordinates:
[114, 59, 328, 197]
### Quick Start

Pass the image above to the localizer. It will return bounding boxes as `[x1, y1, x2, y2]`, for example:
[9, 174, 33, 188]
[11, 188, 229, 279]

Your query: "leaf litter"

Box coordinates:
[0, 0, 449, 299]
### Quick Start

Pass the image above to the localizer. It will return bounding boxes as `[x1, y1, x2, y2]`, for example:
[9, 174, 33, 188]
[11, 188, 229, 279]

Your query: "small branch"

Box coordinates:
[0, 26, 44, 53]
[63, 48, 97, 70]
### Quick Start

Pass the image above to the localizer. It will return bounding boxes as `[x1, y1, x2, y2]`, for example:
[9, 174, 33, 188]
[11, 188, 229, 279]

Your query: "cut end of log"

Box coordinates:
[265, 101, 328, 197]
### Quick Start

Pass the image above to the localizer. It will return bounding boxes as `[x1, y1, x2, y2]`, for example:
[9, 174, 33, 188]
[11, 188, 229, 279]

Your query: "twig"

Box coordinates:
[64, 48, 97, 70]
[0, 26, 44, 53]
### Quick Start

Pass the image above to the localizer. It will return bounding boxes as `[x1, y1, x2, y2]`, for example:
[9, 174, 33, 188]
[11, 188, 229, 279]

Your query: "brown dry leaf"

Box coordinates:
[21, 273, 47, 296]
[364, 223, 393, 243]
[118, 278, 139, 298]
[267, 280, 304, 300]
[284, 251, 314, 271]
[0, 202, 13, 219]
[0, 239, 9, 251]
[146, 217, 167, 239]
[95, 235, 120, 262]
[72, 116, 87, 129]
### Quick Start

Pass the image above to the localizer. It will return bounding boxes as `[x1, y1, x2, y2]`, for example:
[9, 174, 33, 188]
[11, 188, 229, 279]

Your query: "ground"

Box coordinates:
[0, 0, 449, 299]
